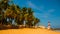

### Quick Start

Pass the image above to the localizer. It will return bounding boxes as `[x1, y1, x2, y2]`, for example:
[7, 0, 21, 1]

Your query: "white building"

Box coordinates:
[47, 21, 51, 29]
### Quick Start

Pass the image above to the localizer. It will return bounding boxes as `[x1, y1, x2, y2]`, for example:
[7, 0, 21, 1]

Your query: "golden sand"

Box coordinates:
[0, 28, 60, 34]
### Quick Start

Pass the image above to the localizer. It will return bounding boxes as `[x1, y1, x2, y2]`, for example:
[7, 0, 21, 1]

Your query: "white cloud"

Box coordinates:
[27, 1, 55, 18]
[48, 9, 55, 13]
[34, 9, 55, 18]
[27, 1, 44, 11]
[41, 15, 48, 18]
[43, 9, 55, 18]
[34, 13, 48, 18]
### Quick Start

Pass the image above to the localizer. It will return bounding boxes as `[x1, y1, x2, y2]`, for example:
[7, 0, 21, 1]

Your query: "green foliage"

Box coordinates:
[0, 0, 40, 27]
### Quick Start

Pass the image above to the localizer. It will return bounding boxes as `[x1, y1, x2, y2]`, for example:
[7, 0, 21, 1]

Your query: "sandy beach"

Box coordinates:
[0, 28, 60, 34]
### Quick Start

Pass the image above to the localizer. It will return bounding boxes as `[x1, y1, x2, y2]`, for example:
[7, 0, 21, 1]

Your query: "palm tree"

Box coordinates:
[14, 5, 22, 25]
[27, 15, 34, 27]
[0, 0, 40, 28]
[26, 8, 34, 27]
[33, 18, 40, 26]
[0, 8, 3, 25]
[0, 0, 10, 10]
[21, 7, 27, 26]
[4, 7, 12, 25]
[0, 0, 10, 25]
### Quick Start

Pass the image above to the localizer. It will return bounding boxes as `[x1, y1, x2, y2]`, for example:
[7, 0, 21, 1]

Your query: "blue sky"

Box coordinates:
[13, 0, 60, 28]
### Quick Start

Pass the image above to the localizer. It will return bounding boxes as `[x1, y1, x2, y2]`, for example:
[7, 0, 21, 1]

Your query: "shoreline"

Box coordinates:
[0, 28, 60, 34]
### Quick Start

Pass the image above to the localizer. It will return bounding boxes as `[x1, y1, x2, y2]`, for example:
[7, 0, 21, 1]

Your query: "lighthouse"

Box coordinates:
[47, 21, 51, 29]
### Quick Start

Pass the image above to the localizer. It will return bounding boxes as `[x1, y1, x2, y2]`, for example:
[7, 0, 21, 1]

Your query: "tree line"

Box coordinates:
[0, 0, 40, 28]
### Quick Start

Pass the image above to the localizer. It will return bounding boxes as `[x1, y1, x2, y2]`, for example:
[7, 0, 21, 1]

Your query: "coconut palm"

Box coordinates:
[0, 0, 10, 25]
[27, 15, 34, 27]
[33, 18, 40, 26]
[0, 0, 10, 10]
[25, 8, 34, 27]
[0, 8, 3, 25]
[0, 0, 40, 28]
[14, 5, 22, 25]
[21, 7, 27, 25]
